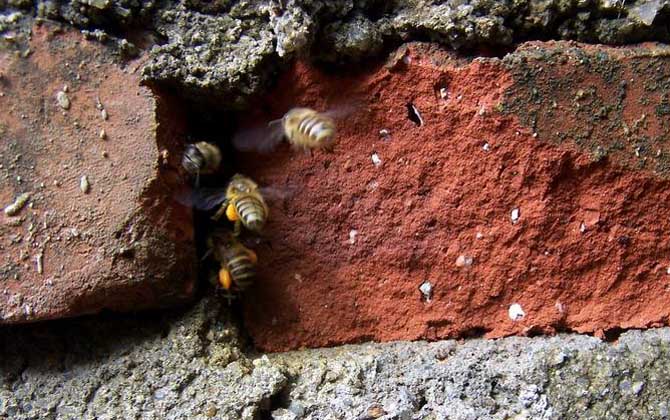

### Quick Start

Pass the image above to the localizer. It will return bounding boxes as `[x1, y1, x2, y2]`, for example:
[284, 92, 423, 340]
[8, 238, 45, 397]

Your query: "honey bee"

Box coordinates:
[280, 107, 337, 151]
[187, 174, 269, 235]
[206, 229, 257, 298]
[214, 174, 269, 235]
[232, 106, 353, 153]
[181, 141, 222, 185]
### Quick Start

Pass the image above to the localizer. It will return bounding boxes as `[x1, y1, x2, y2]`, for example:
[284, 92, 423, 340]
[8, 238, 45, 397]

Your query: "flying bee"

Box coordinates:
[279, 107, 337, 151]
[206, 229, 257, 300]
[181, 141, 222, 185]
[232, 105, 355, 154]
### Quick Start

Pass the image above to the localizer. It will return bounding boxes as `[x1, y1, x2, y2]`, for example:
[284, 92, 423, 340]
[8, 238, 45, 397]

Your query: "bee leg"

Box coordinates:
[233, 220, 242, 237]
[246, 248, 258, 264]
[211, 199, 229, 221]
[222, 290, 236, 306]
[207, 269, 219, 287]
[194, 171, 201, 188]
[200, 247, 213, 261]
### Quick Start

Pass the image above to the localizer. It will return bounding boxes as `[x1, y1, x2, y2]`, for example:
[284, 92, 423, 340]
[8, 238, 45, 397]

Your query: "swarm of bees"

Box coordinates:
[179, 106, 343, 301]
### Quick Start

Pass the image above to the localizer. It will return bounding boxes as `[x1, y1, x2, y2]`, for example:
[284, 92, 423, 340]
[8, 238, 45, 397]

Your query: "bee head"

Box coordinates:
[283, 108, 306, 128]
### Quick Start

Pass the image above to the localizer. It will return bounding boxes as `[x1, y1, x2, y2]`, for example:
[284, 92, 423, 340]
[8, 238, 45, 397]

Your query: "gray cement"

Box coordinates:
[4, 1, 670, 105]
[2, 298, 670, 419]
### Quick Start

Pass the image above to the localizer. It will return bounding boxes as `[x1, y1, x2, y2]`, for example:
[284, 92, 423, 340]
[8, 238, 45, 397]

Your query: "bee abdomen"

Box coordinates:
[182, 142, 221, 176]
[297, 115, 335, 147]
[235, 195, 267, 232]
[228, 255, 256, 290]
[182, 144, 204, 175]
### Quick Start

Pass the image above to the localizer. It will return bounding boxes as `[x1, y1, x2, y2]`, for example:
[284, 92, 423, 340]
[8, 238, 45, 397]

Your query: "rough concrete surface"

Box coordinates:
[0, 23, 196, 322]
[5, 0, 670, 106]
[3, 298, 670, 419]
[140, 0, 670, 106]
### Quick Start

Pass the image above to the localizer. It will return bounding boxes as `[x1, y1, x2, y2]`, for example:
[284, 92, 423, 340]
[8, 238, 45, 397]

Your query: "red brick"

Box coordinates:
[0, 23, 195, 322]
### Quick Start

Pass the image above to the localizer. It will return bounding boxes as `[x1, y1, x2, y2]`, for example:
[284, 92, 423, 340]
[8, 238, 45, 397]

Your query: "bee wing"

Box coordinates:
[175, 187, 228, 210]
[238, 233, 272, 250]
[321, 101, 360, 120]
[259, 184, 299, 201]
[232, 120, 285, 154]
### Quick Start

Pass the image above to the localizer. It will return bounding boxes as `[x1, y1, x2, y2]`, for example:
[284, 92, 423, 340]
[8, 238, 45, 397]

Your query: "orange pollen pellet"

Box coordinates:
[226, 203, 239, 221]
[219, 268, 232, 289]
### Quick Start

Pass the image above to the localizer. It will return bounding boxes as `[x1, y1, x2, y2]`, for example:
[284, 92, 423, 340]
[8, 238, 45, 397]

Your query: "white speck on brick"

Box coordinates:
[555, 301, 565, 314]
[371, 153, 382, 167]
[508, 303, 525, 321]
[483, 142, 490, 152]
[419, 281, 432, 302]
[511, 208, 520, 224]
[56, 91, 70, 110]
[455, 255, 474, 267]
[348, 229, 358, 245]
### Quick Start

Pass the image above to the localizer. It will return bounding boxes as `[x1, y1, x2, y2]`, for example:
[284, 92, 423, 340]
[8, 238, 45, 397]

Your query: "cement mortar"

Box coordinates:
[4, 1, 670, 105]
[2, 298, 670, 419]
[141, 0, 670, 105]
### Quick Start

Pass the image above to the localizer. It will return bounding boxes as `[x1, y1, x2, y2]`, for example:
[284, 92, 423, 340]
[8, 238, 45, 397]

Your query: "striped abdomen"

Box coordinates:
[181, 142, 221, 175]
[226, 254, 256, 291]
[234, 194, 268, 233]
[286, 109, 336, 150]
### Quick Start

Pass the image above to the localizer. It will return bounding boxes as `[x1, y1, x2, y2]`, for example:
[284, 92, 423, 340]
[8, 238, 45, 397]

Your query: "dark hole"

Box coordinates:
[257, 386, 290, 420]
[617, 236, 631, 247]
[603, 327, 625, 342]
[523, 325, 547, 338]
[460, 327, 490, 339]
[118, 247, 135, 259]
[406, 102, 423, 126]
[433, 76, 450, 100]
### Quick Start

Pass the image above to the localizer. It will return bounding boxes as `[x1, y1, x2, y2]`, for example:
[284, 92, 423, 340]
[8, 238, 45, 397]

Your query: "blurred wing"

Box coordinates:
[175, 187, 228, 210]
[259, 184, 299, 201]
[238, 233, 272, 250]
[322, 101, 360, 120]
[173, 186, 195, 207]
[232, 121, 285, 154]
